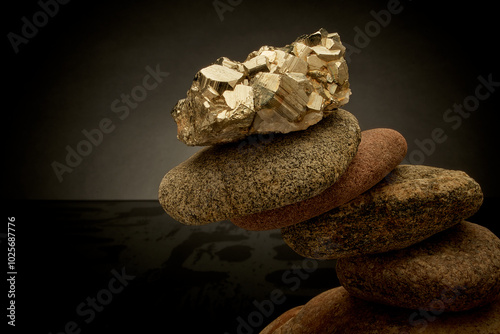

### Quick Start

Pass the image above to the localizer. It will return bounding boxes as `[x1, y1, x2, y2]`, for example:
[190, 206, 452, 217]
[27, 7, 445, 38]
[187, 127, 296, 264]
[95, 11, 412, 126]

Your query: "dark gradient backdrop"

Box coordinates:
[3, 1, 500, 334]
[5, 0, 499, 200]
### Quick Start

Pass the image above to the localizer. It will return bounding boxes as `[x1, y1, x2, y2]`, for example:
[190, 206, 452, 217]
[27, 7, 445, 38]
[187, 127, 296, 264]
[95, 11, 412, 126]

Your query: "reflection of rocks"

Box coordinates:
[215, 245, 253, 262]
[23, 198, 498, 333]
[50, 201, 336, 333]
[139, 229, 244, 316]
[31, 202, 333, 328]
[127, 218, 337, 332]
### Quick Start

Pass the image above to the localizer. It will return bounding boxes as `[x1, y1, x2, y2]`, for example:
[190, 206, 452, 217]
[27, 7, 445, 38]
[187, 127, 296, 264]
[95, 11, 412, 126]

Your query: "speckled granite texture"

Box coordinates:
[159, 109, 360, 225]
[336, 221, 500, 312]
[281, 165, 483, 259]
[231, 128, 407, 230]
[261, 286, 500, 334]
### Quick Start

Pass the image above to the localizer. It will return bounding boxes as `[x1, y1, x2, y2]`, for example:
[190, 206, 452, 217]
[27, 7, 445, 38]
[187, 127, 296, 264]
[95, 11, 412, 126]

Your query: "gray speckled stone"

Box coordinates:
[281, 165, 483, 259]
[159, 109, 360, 225]
[261, 286, 500, 334]
[231, 128, 407, 231]
[337, 221, 500, 312]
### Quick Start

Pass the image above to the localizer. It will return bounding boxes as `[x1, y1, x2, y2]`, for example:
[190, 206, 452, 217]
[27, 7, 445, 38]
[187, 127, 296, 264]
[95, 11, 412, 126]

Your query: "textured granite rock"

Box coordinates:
[336, 221, 500, 312]
[159, 109, 360, 225]
[231, 128, 407, 230]
[261, 286, 500, 334]
[281, 165, 483, 259]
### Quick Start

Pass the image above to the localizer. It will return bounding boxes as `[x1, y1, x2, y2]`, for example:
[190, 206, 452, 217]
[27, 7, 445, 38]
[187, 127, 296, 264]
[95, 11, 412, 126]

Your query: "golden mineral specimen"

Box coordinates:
[172, 28, 351, 146]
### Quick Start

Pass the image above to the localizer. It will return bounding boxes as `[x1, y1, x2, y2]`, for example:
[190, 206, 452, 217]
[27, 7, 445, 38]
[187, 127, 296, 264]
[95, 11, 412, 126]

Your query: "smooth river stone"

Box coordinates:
[231, 128, 407, 230]
[281, 165, 483, 259]
[259, 306, 303, 334]
[337, 221, 500, 312]
[159, 109, 360, 225]
[261, 286, 500, 334]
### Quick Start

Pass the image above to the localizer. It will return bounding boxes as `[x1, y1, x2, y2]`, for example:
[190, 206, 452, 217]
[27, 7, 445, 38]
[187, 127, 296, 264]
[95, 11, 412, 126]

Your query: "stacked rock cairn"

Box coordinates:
[159, 29, 500, 333]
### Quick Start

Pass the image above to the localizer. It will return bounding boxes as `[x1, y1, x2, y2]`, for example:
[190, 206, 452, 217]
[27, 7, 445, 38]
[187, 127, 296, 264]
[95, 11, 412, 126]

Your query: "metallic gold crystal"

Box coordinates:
[197, 64, 244, 93]
[172, 28, 351, 146]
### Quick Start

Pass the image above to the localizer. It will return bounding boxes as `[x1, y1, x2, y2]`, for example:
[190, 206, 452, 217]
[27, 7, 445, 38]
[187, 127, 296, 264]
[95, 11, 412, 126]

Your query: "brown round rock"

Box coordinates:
[231, 128, 407, 230]
[337, 221, 500, 312]
[260, 305, 303, 334]
[261, 286, 500, 334]
[159, 109, 360, 225]
[281, 165, 483, 259]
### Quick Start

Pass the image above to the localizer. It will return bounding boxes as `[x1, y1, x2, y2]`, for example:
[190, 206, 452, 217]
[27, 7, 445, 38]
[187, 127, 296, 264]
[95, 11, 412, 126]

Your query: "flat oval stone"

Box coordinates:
[337, 221, 500, 312]
[281, 165, 483, 259]
[262, 286, 500, 334]
[231, 128, 407, 230]
[159, 109, 360, 225]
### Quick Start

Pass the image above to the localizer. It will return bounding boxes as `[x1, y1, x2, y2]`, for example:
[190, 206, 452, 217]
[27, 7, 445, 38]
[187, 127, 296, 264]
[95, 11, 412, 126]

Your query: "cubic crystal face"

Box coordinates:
[172, 28, 351, 146]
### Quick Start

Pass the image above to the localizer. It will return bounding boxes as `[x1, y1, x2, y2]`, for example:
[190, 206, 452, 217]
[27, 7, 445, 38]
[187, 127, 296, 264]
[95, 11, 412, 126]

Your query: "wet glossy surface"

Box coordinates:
[7, 199, 496, 333]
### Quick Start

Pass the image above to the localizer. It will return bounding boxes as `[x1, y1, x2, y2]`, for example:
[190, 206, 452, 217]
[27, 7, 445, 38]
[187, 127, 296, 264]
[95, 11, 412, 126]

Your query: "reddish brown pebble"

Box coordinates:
[259, 305, 303, 334]
[337, 221, 500, 312]
[231, 128, 407, 230]
[261, 286, 500, 334]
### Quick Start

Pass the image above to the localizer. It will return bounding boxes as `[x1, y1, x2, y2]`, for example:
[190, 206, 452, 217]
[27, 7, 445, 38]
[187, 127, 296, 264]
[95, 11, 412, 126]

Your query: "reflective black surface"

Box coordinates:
[5, 198, 497, 333]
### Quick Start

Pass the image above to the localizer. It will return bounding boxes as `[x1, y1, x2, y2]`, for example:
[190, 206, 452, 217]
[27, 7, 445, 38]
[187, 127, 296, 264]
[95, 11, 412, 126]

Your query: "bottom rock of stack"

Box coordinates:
[260, 286, 500, 334]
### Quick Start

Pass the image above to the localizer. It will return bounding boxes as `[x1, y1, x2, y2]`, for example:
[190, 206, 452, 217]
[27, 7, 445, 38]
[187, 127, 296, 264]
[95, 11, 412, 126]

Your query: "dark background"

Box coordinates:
[3, 0, 499, 333]
[4, 0, 499, 200]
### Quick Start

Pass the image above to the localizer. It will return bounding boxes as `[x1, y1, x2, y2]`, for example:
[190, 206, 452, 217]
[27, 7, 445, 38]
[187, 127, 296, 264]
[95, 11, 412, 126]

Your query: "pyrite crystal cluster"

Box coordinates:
[172, 28, 351, 146]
